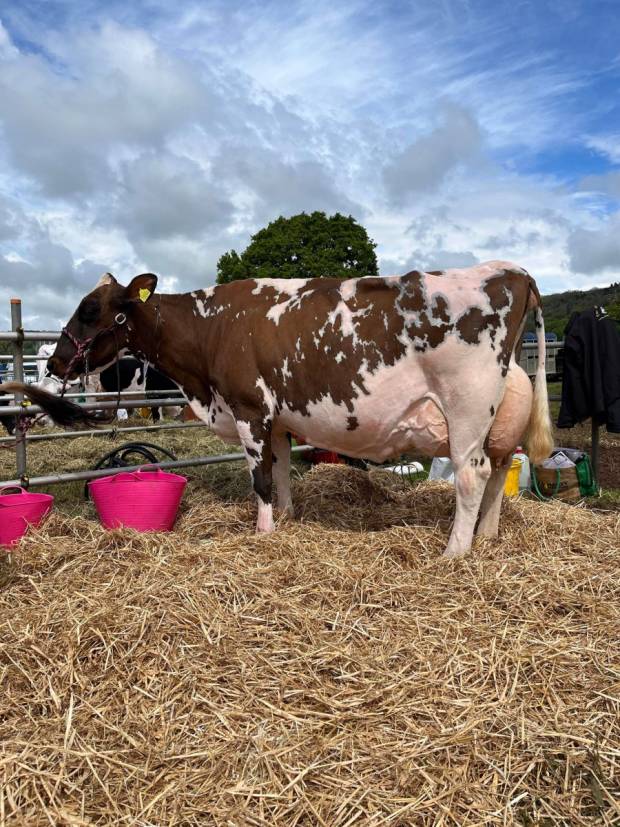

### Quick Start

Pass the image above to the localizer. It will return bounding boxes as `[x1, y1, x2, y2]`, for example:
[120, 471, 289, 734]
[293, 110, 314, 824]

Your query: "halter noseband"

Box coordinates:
[3, 313, 129, 456]
[59, 312, 127, 393]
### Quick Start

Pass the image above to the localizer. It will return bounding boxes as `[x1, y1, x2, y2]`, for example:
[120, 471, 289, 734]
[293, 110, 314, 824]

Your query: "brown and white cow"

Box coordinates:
[7, 260, 553, 557]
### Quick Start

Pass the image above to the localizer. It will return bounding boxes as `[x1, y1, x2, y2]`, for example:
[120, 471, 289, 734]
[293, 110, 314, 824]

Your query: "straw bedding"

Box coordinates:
[1, 463, 619, 825]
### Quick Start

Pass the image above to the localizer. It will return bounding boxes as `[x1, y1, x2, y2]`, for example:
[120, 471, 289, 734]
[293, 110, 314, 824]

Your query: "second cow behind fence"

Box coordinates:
[88, 357, 183, 422]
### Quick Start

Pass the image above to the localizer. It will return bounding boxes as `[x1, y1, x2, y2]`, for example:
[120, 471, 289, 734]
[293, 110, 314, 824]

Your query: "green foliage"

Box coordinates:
[217, 212, 378, 284]
[605, 298, 620, 321]
[524, 283, 620, 340]
[0, 340, 44, 355]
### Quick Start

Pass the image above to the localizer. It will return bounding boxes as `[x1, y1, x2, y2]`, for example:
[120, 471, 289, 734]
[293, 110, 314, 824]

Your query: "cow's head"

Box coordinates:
[47, 272, 158, 381]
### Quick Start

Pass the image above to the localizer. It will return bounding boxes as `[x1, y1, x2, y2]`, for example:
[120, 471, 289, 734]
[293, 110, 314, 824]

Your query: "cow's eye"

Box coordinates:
[77, 298, 101, 325]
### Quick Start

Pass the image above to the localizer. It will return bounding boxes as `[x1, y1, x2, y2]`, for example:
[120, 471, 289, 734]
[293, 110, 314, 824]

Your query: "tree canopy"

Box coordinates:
[217, 211, 378, 284]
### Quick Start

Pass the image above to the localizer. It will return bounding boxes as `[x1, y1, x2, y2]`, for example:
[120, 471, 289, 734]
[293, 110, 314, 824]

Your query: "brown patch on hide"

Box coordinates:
[454, 269, 534, 377]
[347, 416, 359, 431]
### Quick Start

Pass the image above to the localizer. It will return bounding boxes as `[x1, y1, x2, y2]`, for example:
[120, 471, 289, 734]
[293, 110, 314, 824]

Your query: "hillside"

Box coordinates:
[540, 282, 620, 339]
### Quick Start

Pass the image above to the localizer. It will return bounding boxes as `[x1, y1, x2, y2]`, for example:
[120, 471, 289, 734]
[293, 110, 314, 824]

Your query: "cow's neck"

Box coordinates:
[126, 294, 205, 394]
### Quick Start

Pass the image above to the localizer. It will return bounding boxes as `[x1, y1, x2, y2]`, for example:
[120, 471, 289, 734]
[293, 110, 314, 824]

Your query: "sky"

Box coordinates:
[0, 0, 619, 330]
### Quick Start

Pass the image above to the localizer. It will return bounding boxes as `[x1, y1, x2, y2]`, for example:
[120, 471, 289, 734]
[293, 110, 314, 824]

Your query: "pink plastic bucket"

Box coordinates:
[0, 486, 54, 548]
[88, 467, 187, 532]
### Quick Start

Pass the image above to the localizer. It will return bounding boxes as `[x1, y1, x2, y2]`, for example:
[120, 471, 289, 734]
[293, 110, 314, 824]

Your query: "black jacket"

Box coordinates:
[557, 307, 620, 433]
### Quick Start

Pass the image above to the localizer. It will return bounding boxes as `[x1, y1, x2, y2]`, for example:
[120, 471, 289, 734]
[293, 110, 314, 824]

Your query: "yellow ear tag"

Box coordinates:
[139, 288, 151, 303]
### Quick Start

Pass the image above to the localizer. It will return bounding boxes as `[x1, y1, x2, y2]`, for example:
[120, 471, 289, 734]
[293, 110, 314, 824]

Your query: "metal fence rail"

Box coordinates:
[0, 445, 315, 489]
[0, 395, 186, 418]
[0, 421, 206, 445]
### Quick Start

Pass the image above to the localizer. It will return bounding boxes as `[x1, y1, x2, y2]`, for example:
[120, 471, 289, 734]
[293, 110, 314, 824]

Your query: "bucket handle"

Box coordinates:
[530, 466, 562, 501]
[102, 465, 170, 483]
[135, 465, 168, 475]
[0, 485, 27, 496]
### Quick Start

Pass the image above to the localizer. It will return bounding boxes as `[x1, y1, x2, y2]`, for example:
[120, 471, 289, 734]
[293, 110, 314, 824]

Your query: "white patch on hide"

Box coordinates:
[252, 278, 307, 297]
[340, 279, 358, 301]
[255, 377, 275, 419]
[189, 394, 240, 443]
[326, 300, 356, 338]
[267, 302, 289, 325]
[281, 357, 292, 381]
[236, 420, 264, 471]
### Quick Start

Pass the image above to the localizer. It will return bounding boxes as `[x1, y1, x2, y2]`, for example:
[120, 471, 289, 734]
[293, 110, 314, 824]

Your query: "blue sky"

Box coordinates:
[0, 0, 619, 328]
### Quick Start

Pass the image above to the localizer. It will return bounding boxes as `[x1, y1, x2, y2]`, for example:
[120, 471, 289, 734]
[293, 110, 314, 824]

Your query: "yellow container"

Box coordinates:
[504, 457, 521, 496]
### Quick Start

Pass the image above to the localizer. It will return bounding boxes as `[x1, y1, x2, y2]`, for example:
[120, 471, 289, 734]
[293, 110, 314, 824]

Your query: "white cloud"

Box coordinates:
[567, 214, 620, 277]
[0, 19, 17, 59]
[383, 104, 483, 202]
[0, 1, 618, 331]
[585, 135, 620, 165]
[578, 170, 620, 199]
[114, 151, 234, 242]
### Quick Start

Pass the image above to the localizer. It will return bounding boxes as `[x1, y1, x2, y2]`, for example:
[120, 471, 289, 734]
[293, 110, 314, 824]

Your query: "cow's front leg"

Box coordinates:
[272, 431, 293, 517]
[237, 418, 274, 533]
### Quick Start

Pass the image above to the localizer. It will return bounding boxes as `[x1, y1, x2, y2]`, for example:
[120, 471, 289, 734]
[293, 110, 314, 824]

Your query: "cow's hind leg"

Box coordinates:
[444, 446, 492, 559]
[476, 456, 511, 539]
[237, 417, 275, 533]
[272, 431, 293, 517]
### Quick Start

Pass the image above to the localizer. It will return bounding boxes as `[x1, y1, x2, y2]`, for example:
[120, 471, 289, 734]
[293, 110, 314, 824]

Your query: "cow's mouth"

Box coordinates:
[43, 370, 80, 386]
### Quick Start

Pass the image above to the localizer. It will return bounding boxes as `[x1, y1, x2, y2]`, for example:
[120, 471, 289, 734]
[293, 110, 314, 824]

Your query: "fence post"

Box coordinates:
[10, 298, 28, 483]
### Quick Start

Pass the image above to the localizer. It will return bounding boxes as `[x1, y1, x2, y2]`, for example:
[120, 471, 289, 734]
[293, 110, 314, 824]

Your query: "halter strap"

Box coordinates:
[59, 314, 127, 390]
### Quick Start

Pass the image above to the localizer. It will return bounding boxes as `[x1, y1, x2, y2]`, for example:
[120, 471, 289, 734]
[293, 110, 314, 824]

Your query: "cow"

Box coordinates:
[3, 261, 553, 558]
[36, 343, 80, 425]
[36, 343, 57, 383]
[0, 374, 16, 435]
[88, 357, 183, 421]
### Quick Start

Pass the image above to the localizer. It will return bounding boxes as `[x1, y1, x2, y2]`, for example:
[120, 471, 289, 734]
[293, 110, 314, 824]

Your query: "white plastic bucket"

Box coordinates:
[428, 457, 454, 483]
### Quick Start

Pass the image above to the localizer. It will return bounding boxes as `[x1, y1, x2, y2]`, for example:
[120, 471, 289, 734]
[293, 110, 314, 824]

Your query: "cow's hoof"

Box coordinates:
[475, 528, 499, 539]
[442, 546, 468, 559]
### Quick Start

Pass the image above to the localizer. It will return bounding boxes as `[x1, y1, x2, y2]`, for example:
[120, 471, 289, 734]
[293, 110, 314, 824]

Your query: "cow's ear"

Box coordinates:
[96, 272, 118, 288]
[125, 273, 158, 304]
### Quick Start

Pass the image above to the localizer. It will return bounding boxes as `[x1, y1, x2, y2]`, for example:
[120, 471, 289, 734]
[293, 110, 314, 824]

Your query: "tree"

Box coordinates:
[217, 212, 378, 284]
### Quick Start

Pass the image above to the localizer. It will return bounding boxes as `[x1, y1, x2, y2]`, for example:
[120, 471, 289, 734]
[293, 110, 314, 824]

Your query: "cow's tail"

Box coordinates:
[524, 302, 554, 465]
[0, 383, 101, 428]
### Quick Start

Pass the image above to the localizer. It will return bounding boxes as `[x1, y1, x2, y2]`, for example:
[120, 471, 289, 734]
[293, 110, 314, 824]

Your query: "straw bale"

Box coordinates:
[0, 460, 619, 825]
